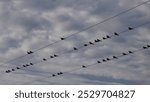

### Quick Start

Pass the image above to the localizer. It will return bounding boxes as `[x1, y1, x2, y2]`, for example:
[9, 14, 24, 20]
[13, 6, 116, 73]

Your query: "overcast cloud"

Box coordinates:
[0, 0, 150, 84]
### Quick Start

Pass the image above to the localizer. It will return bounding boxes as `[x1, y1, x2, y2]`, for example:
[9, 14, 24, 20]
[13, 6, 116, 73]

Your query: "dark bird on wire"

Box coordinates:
[106, 58, 110, 61]
[113, 56, 118, 59]
[73, 47, 78, 50]
[23, 65, 26, 67]
[27, 51, 33, 54]
[147, 45, 150, 48]
[16, 67, 20, 69]
[43, 58, 47, 61]
[6, 70, 11, 73]
[106, 35, 111, 39]
[54, 54, 58, 57]
[97, 60, 101, 63]
[122, 53, 127, 55]
[12, 69, 15, 71]
[128, 27, 134, 30]
[50, 56, 54, 58]
[114, 32, 119, 36]
[128, 51, 133, 54]
[89, 42, 94, 45]
[61, 37, 65, 40]
[95, 39, 101, 43]
[143, 46, 147, 49]
[52, 74, 56, 77]
[102, 37, 106, 40]
[102, 59, 106, 62]
[82, 65, 87, 68]
[84, 44, 88, 46]
[30, 63, 33, 65]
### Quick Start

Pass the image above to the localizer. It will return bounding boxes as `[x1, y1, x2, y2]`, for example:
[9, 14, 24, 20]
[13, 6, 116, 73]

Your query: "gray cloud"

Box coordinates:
[0, 0, 150, 85]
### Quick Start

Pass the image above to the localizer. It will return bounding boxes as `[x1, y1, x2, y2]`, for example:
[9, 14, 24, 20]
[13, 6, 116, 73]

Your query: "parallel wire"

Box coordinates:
[0, 0, 150, 68]
[23, 44, 150, 84]
[4, 21, 150, 73]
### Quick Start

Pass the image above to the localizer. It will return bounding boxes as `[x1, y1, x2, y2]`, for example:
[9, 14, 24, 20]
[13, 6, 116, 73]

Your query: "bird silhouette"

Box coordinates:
[122, 53, 127, 55]
[97, 60, 101, 63]
[30, 63, 33, 65]
[106, 58, 110, 61]
[128, 27, 134, 30]
[54, 54, 58, 57]
[114, 32, 119, 36]
[147, 45, 150, 48]
[89, 42, 94, 45]
[143, 46, 147, 49]
[103, 37, 106, 40]
[12, 69, 15, 71]
[52, 74, 56, 77]
[102, 59, 106, 62]
[73, 47, 78, 50]
[82, 65, 87, 68]
[128, 51, 133, 54]
[43, 58, 47, 61]
[61, 37, 65, 40]
[50, 56, 54, 58]
[113, 56, 118, 59]
[84, 44, 88, 46]
[106, 35, 111, 39]
[16, 67, 20, 69]
[23, 65, 26, 67]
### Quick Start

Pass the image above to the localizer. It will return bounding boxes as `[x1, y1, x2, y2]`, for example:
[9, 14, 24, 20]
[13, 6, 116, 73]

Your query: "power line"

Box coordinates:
[4, 20, 150, 73]
[23, 44, 150, 84]
[1, 0, 150, 68]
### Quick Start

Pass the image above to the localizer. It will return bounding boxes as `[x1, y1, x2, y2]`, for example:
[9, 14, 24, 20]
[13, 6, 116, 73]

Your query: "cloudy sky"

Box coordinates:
[0, 0, 150, 85]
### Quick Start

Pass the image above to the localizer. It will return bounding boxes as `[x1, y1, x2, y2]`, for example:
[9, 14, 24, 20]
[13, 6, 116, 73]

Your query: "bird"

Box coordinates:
[16, 67, 20, 69]
[26, 64, 29, 67]
[27, 51, 33, 54]
[122, 53, 127, 55]
[12, 69, 15, 71]
[114, 32, 119, 36]
[73, 47, 78, 50]
[54, 54, 58, 57]
[89, 42, 94, 45]
[60, 37, 65, 40]
[106, 58, 110, 61]
[23, 65, 26, 67]
[97, 61, 101, 63]
[50, 56, 54, 58]
[43, 58, 47, 61]
[57, 72, 63, 75]
[27, 51, 31, 54]
[59, 72, 63, 75]
[95, 39, 101, 43]
[82, 65, 87, 68]
[128, 51, 133, 54]
[6, 70, 11, 73]
[106, 35, 111, 39]
[52, 74, 56, 77]
[113, 56, 118, 59]
[102, 37, 106, 40]
[84, 44, 88, 46]
[102, 59, 106, 62]
[128, 27, 134, 30]
[147, 45, 150, 48]
[30, 63, 33, 65]
[94, 40, 98, 43]
[143, 46, 147, 49]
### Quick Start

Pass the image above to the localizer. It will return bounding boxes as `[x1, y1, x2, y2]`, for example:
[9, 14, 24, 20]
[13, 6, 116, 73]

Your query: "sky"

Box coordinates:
[0, 0, 150, 85]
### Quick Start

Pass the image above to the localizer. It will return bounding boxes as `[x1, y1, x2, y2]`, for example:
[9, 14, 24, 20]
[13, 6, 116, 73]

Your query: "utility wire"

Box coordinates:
[0, 0, 150, 68]
[4, 21, 150, 73]
[23, 44, 150, 84]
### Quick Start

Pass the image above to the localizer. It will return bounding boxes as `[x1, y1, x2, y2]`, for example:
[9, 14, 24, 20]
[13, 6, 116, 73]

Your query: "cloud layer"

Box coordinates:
[0, 0, 150, 84]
